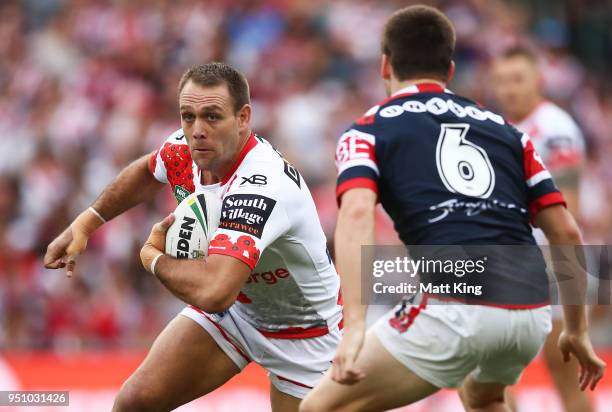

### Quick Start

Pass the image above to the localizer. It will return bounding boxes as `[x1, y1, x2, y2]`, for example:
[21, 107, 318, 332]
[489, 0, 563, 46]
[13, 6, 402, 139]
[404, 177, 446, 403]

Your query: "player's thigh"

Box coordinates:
[114, 315, 241, 411]
[271, 384, 300, 412]
[300, 330, 439, 412]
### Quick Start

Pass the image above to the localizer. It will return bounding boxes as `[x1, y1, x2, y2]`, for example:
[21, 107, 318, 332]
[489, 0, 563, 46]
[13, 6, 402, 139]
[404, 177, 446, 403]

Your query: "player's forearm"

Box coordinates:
[153, 256, 232, 313]
[555, 167, 581, 217]
[546, 217, 588, 332]
[91, 153, 164, 222]
[335, 200, 375, 328]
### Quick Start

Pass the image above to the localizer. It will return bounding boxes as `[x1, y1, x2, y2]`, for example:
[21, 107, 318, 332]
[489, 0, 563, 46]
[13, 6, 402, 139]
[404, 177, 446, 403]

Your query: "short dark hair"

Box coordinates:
[382, 5, 455, 82]
[178, 62, 250, 112]
[498, 45, 538, 64]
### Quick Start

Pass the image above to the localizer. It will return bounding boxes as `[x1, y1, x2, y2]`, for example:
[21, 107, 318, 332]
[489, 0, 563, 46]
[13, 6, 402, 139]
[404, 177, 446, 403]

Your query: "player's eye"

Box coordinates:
[206, 113, 219, 122]
[181, 113, 195, 122]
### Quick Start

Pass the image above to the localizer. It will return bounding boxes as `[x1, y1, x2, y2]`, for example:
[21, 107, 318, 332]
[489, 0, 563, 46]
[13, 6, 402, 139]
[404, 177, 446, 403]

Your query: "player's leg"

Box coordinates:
[270, 385, 300, 412]
[542, 318, 593, 411]
[112, 315, 243, 412]
[459, 376, 510, 412]
[299, 330, 439, 412]
[465, 305, 553, 412]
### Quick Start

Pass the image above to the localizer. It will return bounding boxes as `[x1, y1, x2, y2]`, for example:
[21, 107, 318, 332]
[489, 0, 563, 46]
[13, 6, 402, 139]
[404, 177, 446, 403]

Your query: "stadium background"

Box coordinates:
[0, 0, 610, 410]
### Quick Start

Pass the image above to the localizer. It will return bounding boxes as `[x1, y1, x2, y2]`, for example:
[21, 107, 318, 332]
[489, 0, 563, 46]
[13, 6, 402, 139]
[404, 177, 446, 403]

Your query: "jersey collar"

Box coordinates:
[391, 82, 452, 97]
[221, 132, 258, 185]
[377, 83, 452, 107]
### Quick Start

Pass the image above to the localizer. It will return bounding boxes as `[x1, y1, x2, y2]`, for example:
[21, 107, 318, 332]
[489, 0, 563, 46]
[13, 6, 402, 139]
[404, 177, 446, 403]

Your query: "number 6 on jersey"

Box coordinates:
[435, 123, 495, 198]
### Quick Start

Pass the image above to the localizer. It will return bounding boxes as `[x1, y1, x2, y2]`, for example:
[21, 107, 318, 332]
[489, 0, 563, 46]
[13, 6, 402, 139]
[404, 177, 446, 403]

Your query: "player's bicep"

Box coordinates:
[204, 253, 252, 302]
[532, 204, 581, 244]
[555, 168, 581, 216]
[338, 188, 377, 222]
[335, 128, 379, 204]
[521, 133, 567, 221]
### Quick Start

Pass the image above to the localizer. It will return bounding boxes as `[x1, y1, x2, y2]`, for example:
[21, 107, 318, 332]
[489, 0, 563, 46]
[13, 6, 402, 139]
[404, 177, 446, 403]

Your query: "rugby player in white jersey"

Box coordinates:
[44, 63, 342, 412]
[492, 47, 591, 412]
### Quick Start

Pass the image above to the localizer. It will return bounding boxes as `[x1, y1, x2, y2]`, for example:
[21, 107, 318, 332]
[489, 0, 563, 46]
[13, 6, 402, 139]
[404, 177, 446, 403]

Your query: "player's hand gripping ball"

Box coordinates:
[165, 191, 222, 259]
[140, 191, 222, 273]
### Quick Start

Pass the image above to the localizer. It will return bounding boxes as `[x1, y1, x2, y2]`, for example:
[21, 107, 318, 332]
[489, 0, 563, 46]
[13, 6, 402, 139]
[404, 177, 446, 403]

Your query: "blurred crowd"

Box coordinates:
[0, 0, 610, 350]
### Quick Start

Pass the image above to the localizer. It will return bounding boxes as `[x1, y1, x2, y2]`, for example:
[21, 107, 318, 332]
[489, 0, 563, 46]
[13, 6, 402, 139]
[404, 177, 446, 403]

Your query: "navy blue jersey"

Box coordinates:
[336, 83, 566, 306]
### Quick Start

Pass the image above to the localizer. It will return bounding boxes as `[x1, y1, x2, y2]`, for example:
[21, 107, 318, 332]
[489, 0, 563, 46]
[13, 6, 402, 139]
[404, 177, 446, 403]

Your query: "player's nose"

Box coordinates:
[191, 121, 207, 140]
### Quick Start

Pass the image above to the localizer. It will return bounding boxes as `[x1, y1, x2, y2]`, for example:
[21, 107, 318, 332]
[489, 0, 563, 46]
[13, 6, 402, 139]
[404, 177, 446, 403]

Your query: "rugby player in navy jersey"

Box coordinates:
[301, 5, 605, 412]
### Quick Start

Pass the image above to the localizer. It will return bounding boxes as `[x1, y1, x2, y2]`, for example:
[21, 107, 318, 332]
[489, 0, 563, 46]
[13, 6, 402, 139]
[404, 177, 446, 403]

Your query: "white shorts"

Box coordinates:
[180, 306, 341, 399]
[374, 296, 552, 388]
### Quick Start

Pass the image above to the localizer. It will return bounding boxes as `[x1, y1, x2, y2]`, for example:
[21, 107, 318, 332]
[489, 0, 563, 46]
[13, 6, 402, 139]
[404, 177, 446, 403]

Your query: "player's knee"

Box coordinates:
[113, 378, 163, 412]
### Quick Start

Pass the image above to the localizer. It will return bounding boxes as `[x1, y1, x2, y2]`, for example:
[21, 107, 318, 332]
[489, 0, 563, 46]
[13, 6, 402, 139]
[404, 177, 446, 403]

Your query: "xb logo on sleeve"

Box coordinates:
[240, 174, 267, 186]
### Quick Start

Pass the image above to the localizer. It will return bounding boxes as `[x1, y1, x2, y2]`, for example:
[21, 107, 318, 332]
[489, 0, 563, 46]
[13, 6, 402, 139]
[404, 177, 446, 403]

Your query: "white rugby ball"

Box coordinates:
[165, 191, 222, 259]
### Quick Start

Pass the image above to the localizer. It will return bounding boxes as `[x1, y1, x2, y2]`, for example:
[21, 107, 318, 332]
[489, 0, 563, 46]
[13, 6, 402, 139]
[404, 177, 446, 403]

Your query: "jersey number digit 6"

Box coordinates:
[435, 123, 495, 198]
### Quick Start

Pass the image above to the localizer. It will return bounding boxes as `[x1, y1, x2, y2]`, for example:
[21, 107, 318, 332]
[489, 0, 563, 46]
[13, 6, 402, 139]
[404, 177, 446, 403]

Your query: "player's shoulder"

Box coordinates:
[532, 101, 582, 136]
[231, 133, 302, 200]
[163, 128, 188, 144]
[155, 128, 190, 158]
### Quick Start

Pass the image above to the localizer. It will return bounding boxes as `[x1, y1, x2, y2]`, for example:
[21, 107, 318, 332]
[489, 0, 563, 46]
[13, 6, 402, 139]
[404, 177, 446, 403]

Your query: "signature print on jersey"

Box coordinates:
[219, 194, 276, 238]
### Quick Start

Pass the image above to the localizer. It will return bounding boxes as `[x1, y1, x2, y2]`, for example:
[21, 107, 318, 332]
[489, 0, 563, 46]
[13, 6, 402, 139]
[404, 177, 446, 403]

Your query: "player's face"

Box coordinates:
[179, 81, 250, 175]
[491, 56, 540, 121]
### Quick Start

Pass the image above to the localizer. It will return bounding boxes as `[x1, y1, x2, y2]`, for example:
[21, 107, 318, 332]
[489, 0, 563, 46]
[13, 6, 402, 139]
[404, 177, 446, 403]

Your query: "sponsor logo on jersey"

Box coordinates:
[245, 268, 290, 285]
[174, 185, 190, 203]
[240, 174, 267, 186]
[378, 98, 504, 124]
[219, 194, 276, 238]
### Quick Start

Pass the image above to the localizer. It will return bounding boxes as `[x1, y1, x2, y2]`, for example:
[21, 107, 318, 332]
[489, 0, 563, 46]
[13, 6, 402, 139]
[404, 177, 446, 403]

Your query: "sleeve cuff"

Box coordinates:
[529, 191, 567, 222]
[208, 234, 261, 270]
[208, 249, 258, 270]
[336, 177, 378, 205]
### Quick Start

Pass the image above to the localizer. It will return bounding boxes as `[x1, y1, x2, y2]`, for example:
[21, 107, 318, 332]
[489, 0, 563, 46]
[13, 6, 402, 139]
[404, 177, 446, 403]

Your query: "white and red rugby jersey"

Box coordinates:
[515, 101, 585, 175]
[149, 129, 342, 338]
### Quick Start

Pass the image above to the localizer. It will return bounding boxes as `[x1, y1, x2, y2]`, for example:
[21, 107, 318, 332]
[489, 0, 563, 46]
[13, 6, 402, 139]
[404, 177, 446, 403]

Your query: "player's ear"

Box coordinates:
[236, 104, 251, 132]
[447, 61, 455, 83]
[381, 54, 392, 81]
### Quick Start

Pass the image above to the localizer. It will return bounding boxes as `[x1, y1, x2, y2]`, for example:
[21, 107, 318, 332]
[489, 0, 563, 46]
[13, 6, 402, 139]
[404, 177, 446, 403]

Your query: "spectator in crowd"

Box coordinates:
[0, 0, 610, 350]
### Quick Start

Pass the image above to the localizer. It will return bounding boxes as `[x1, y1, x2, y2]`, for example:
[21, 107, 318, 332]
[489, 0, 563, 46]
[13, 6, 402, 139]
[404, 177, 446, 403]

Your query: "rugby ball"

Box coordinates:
[165, 191, 222, 259]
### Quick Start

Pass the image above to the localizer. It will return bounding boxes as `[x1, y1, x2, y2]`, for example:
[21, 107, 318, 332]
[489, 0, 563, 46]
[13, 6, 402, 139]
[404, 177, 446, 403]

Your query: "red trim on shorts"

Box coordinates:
[220, 132, 257, 185]
[424, 294, 550, 309]
[258, 315, 343, 339]
[258, 325, 331, 340]
[188, 305, 251, 363]
[276, 374, 313, 389]
[389, 295, 428, 333]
